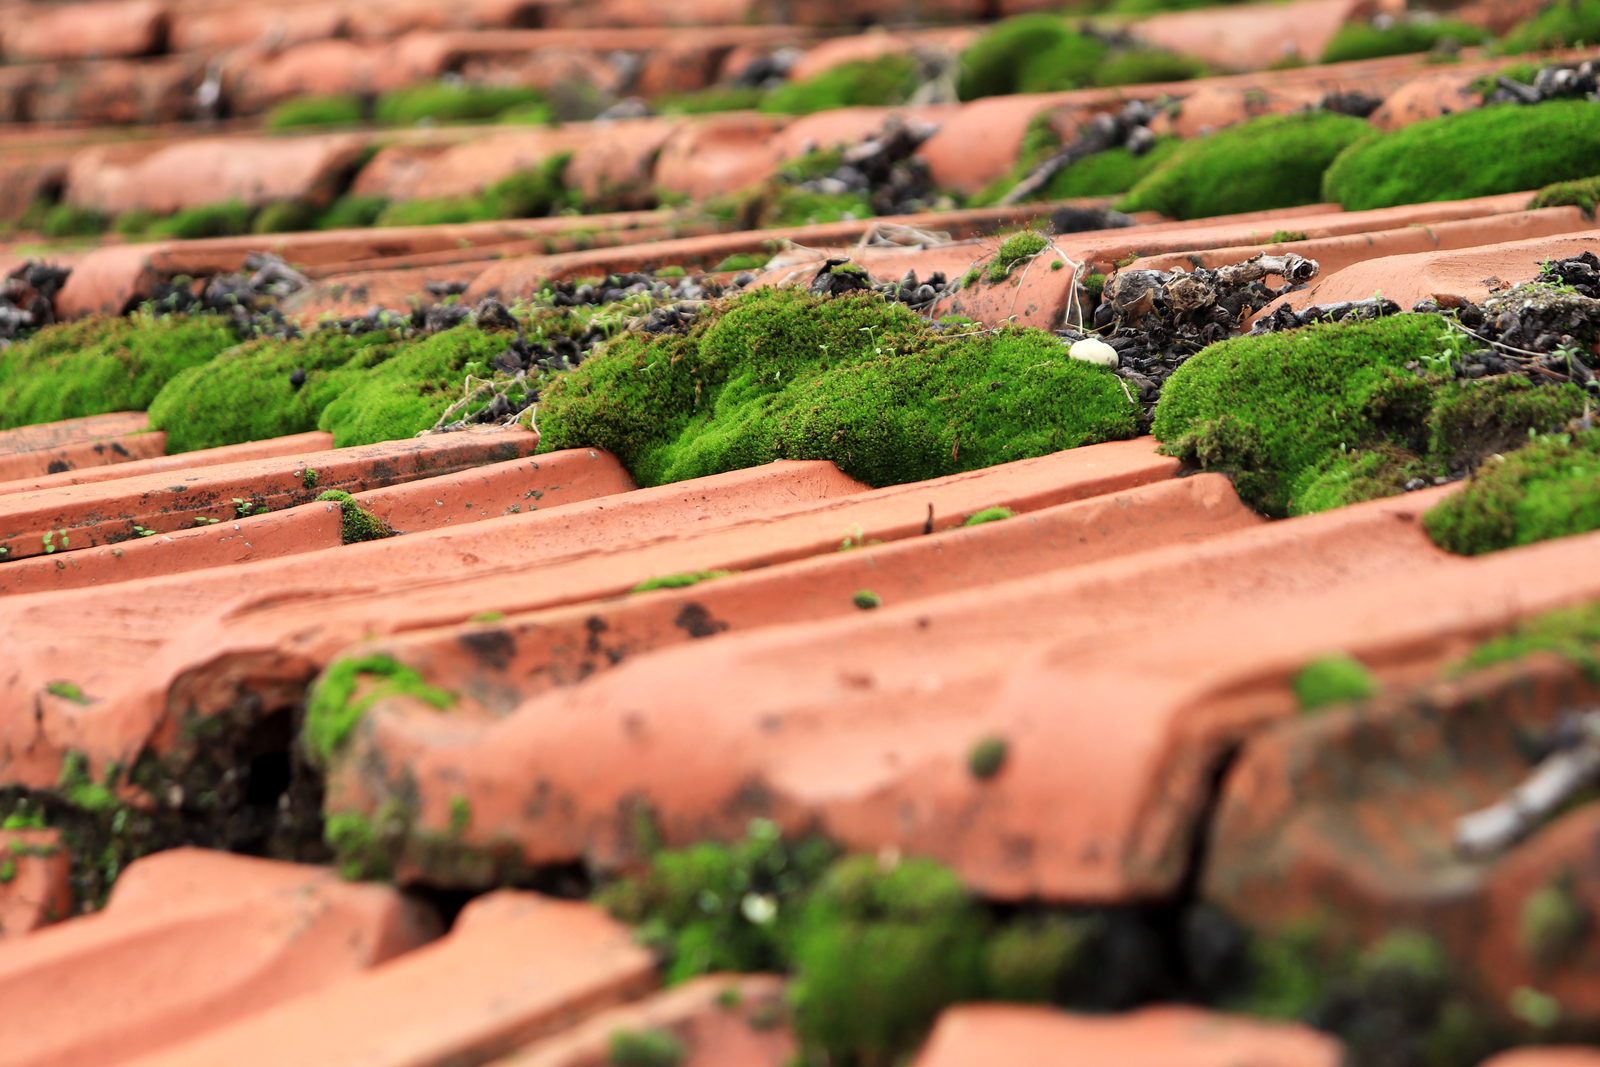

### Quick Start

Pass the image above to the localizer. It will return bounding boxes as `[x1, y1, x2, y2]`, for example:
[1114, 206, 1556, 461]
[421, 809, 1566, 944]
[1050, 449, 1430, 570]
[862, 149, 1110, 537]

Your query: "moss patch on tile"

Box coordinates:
[1500, 0, 1600, 53]
[264, 93, 365, 130]
[1320, 18, 1487, 63]
[1117, 112, 1371, 221]
[316, 489, 394, 544]
[958, 16, 1106, 99]
[1422, 429, 1600, 555]
[1323, 101, 1600, 212]
[537, 288, 1138, 489]
[0, 314, 239, 430]
[305, 654, 454, 765]
[374, 81, 548, 126]
[1294, 653, 1379, 712]
[1152, 315, 1464, 517]
[1459, 601, 1600, 680]
[374, 155, 575, 227]
[761, 54, 921, 115]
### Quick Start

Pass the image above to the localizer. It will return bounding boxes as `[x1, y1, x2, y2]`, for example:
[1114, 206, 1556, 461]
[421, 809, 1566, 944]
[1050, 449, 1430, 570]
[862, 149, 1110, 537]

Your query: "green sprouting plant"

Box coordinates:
[132, 525, 156, 538]
[193, 516, 221, 526]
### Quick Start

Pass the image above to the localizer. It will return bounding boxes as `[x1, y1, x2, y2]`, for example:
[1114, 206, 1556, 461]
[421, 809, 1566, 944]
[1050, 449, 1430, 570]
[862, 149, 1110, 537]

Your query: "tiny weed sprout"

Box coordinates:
[968, 736, 1009, 779]
[133, 525, 156, 537]
[853, 590, 883, 610]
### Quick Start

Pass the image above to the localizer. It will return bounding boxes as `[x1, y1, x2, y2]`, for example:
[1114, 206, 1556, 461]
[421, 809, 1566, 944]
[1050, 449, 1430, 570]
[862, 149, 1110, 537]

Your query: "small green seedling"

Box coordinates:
[194, 516, 221, 526]
[41, 529, 68, 554]
[964, 507, 1014, 526]
[233, 498, 265, 518]
[853, 590, 882, 610]
[968, 736, 1008, 779]
[132, 525, 156, 537]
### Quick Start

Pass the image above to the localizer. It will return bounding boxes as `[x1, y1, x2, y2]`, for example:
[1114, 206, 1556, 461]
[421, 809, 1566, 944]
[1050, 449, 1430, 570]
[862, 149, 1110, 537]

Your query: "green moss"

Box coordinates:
[964, 506, 1013, 526]
[713, 253, 769, 273]
[0, 314, 238, 430]
[1423, 429, 1600, 555]
[1500, 0, 1600, 52]
[1294, 653, 1379, 712]
[967, 736, 1008, 779]
[1294, 445, 1430, 514]
[597, 819, 839, 983]
[1118, 112, 1371, 221]
[302, 467, 319, 489]
[316, 489, 394, 544]
[983, 915, 1096, 1002]
[1324, 101, 1600, 212]
[790, 855, 987, 1064]
[536, 288, 1138, 489]
[1271, 229, 1309, 243]
[375, 81, 546, 125]
[959, 16, 1104, 99]
[655, 85, 767, 115]
[0, 858, 15, 883]
[987, 231, 1048, 283]
[607, 1029, 684, 1067]
[449, 795, 472, 836]
[375, 155, 573, 226]
[148, 328, 399, 453]
[766, 187, 873, 229]
[323, 807, 406, 882]
[1426, 377, 1587, 473]
[252, 199, 318, 235]
[57, 751, 118, 813]
[148, 199, 253, 240]
[1321, 18, 1486, 63]
[264, 93, 364, 130]
[317, 194, 390, 230]
[760, 55, 919, 116]
[1039, 138, 1182, 201]
[632, 570, 733, 593]
[305, 655, 455, 765]
[852, 590, 882, 610]
[1531, 174, 1600, 218]
[1521, 878, 1589, 970]
[1092, 49, 1205, 86]
[1460, 601, 1600, 679]
[316, 327, 516, 446]
[1471, 61, 1541, 98]
[40, 203, 106, 238]
[1153, 315, 1458, 516]
[112, 208, 158, 236]
[45, 682, 89, 704]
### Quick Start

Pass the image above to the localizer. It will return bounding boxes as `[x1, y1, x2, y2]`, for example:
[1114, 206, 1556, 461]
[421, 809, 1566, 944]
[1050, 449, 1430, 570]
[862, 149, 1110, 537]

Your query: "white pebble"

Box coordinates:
[1069, 337, 1119, 368]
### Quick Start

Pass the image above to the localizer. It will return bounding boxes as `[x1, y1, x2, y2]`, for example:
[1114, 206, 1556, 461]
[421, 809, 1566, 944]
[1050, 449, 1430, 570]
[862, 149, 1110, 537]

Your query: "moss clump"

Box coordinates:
[1092, 49, 1205, 86]
[1321, 18, 1487, 63]
[1118, 112, 1371, 221]
[983, 916, 1098, 1003]
[1422, 429, 1600, 555]
[987, 231, 1048, 282]
[1460, 601, 1600, 679]
[1039, 138, 1183, 201]
[607, 1029, 684, 1067]
[958, 16, 1105, 99]
[967, 736, 1008, 779]
[536, 288, 1138, 489]
[1271, 229, 1309, 243]
[316, 489, 394, 544]
[1500, 0, 1600, 53]
[766, 187, 873, 229]
[852, 590, 882, 610]
[1293, 445, 1429, 514]
[1531, 175, 1600, 218]
[147, 328, 399, 453]
[597, 819, 839, 983]
[375, 81, 546, 126]
[1426, 377, 1587, 473]
[315, 326, 517, 446]
[147, 200, 253, 240]
[790, 855, 987, 1063]
[40, 203, 107, 238]
[964, 506, 1013, 526]
[713, 253, 768, 273]
[1294, 653, 1379, 711]
[1324, 102, 1600, 212]
[0, 314, 238, 430]
[655, 85, 767, 115]
[45, 681, 89, 704]
[375, 155, 574, 227]
[761, 55, 920, 116]
[317, 194, 390, 230]
[57, 751, 118, 813]
[1521, 878, 1589, 971]
[1153, 315, 1459, 516]
[264, 93, 364, 130]
[304, 655, 454, 765]
[632, 570, 733, 593]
